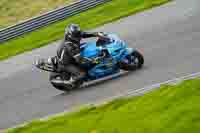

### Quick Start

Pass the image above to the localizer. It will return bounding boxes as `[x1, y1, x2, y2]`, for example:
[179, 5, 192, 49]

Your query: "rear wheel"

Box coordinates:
[119, 50, 144, 71]
[49, 72, 83, 92]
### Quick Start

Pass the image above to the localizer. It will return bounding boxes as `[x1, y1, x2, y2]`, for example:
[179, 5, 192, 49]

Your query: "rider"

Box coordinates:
[56, 23, 103, 85]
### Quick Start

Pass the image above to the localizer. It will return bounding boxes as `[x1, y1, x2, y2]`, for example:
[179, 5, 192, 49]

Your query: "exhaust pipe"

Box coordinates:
[50, 77, 74, 87]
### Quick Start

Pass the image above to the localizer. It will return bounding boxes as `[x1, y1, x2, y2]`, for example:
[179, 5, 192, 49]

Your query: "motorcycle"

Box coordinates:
[34, 33, 144, 91]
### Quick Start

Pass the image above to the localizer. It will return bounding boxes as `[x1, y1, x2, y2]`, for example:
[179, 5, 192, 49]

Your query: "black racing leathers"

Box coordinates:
[56, 31, 98, 82]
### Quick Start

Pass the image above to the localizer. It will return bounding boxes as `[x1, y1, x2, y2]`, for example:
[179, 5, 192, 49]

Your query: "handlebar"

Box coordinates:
[96, 32, 112, 46]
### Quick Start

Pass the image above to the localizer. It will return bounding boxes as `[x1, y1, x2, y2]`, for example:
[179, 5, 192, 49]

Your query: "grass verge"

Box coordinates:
[0, 0, 171, 61]
[5, 78, 200, 133]
[0, 0, 76, 28]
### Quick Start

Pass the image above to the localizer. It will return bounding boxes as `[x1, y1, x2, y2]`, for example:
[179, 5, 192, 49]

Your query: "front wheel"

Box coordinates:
[119, 50, 144, 71]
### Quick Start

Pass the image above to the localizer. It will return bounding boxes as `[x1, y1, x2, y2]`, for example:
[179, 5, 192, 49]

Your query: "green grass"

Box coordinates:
[5, 78, 200, 133]
[0, 0, 76, 28]
[0, 0, 171, 61]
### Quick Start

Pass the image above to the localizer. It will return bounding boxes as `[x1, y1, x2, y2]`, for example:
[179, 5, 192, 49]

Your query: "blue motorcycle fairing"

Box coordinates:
[80, 33, 134, 79]
[80, 41, 101, 59]
[104, 35, 136, 62]
[88, 58, 119, 79]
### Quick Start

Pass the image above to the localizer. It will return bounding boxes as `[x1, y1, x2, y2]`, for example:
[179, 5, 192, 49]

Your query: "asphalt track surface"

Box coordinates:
[0, 0, 200, 129]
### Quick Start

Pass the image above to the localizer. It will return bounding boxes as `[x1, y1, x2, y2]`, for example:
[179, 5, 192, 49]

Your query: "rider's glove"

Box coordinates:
[97, 32, 105, 37]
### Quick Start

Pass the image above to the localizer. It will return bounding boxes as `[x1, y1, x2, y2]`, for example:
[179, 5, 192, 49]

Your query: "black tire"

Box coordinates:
[49, 72, 82, 92]
[119, 50, 144, 71]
